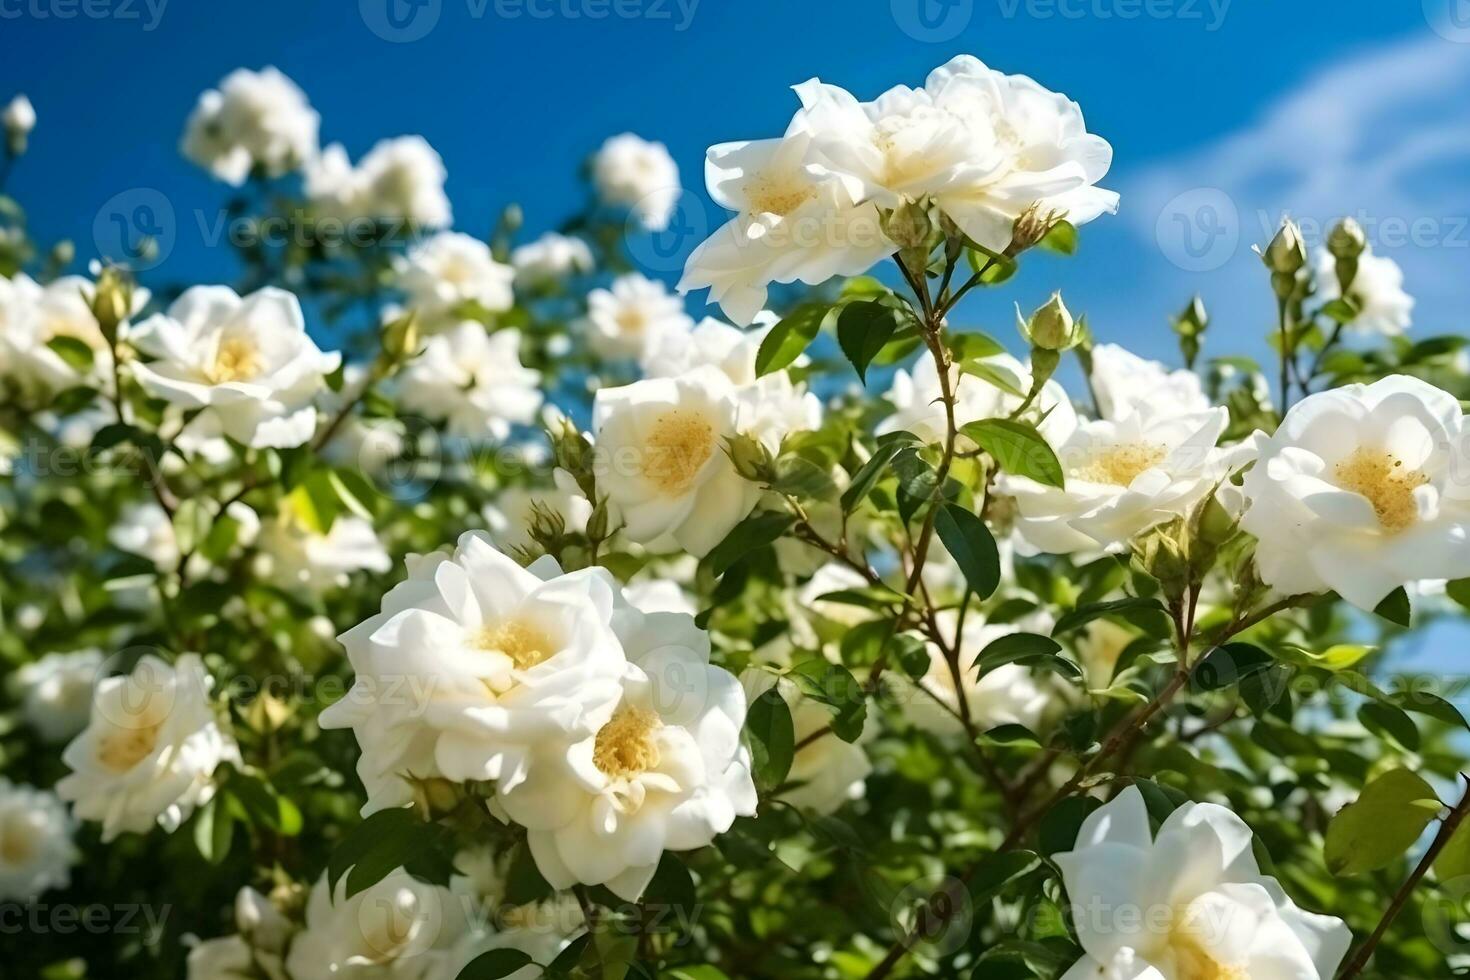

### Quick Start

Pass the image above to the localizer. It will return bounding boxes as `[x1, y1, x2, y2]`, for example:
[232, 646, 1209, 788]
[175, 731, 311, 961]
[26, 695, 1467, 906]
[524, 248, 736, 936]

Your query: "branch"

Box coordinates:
[1338, 775, 1470, 979]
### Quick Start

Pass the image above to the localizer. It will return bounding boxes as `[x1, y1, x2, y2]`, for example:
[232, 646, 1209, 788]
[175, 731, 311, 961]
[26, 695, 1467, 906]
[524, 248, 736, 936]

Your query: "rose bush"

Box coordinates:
[2, 57, 1470, 980]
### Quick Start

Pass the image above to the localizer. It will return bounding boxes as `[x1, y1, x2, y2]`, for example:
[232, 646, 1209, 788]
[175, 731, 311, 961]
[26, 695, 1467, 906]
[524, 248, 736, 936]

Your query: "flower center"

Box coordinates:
[0, 816, 37, 865]
[592, 707, 661, 779]
[207, 336, 263, 383]
[1075, 442, 1168, 486]
[1167, 900, 1250, 980]
[472, 619, 557, 671]
[644, 409, 717, 495]
[97, 722, 162, 772]
[747, 173, 815, 217]
[1333, 448, 1428, 532]
[615, 307, 648, 336]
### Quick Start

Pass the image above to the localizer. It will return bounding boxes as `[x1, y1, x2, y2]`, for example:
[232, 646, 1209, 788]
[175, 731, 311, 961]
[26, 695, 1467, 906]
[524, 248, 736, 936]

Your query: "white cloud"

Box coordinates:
[1119, 32, 1470, 344]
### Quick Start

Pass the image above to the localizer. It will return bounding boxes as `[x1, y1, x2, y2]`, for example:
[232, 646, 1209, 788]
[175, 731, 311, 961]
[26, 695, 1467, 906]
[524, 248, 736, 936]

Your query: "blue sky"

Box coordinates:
[3, 0, 1467, 366]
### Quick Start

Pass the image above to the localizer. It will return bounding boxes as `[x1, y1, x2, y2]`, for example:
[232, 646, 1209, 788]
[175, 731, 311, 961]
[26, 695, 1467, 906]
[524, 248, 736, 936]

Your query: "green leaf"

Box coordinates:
[1037, 220, 1078, 255]
[193, 795, 235, 865]
[933, 503, 1000, 600]
[665, 968, 731, 980]
[1435, 815, 1470, 883]
[893, 447, 939, 525]
[1446, 578, 1470, 613]
[1052, 597, 1165, 635]
[327, 807, 417, 895]
[1192, 642, 1274, 692]
[788, 658, 866, 742]
[457, 949, 535, 980]
[1373, 586, 1411, 627]
[1325, 768, 1443, 876]
[46, 336, 95, 372]
[1320, 297, 1360, 324]
[745, 687, 795, 792]
[703, 511, 795, 577]
[842, 432, 919, 513]
[975, 633, 1081, 681]
[967, 850, 1042, 904]
[1039, 796, 1102, 856]
[948, 331, 1008, 361]
[755, 302, 829, 377]
[959, 419, 1065, 489]
[1358, 701, 1420, 751]
[959, 359, 1026, 398]
[768, 453, 837, 500]
[836, 300, 904, 384]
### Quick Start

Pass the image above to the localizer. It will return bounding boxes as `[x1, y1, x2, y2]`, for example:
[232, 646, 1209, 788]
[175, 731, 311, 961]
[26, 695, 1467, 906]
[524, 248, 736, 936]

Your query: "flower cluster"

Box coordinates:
[322, 532, 757, 899]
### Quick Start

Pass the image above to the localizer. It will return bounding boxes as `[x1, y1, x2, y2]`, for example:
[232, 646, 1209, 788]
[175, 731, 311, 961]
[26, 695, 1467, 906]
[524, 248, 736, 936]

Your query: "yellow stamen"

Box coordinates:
[472, 619, 557, 671]
[1075, 443, 1168, 486]
[1333, 448, 1427, 532]
[747, 174, 814, 217]
[97, 723, 161, 772]
[592, 707, 661, 779]
[206, 336, 262, 383]
[644, 410, 716, 495]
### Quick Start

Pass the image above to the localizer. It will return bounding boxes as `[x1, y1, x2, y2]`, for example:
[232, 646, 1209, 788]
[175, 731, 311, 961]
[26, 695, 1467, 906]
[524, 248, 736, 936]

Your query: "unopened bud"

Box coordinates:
[243, 692, 291, 734]
[1173, 296, 1207, 337]
[1262, 219, 1306, 275]
[1326, 217, 1367, 260]
[49, 240, 75, 269]
[410, 777, 461, 818]
[1019, 293, 1079, 352]
[882, 200, 932, 250]
[380, 311, 421, 366]
[89, 266, 133, 343]
[1133, 518, 1191, 601]
[725, 432, 775, 483]
[3, 94, 35, 157]
[1008, 204, 1065, 256]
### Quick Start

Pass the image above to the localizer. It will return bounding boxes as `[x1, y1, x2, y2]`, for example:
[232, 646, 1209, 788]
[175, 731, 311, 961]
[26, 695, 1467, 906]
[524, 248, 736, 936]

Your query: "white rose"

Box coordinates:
[128, 286, 340, 450]
[592, 367, 762, 557]
[622, 579, 697, 617]
[1240, 374, 1470, 611]
[447, 846, 585, 979]
[57, 653, 239, 842]
[285, 870, 468, 980]
[581, 273, 692, 362]
[795, 56, 1117, 253]
[1314, 245, 1413, 336]
[307, 136, 453, 230]
[1089, 343, 1209, 422]
[395, 232, 514, 329]
[13, 648, 103, 743]
[396, 323, 542, 443]
[181, 67, 318, 185]
[592, 133, 680, 231]
[319, 532, 628, 814]
[186, 886, 291, 980]
[254, 511, 391, 597]
[1055, 786, 1351, 980]
[0, 779, 76, 900]
[1001, 406, 1256, 555]
[0, 274, 146, 397]
[500, 569, 757, 900]
[510, 232, 594, 287]
[677, 133, 892, 326]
